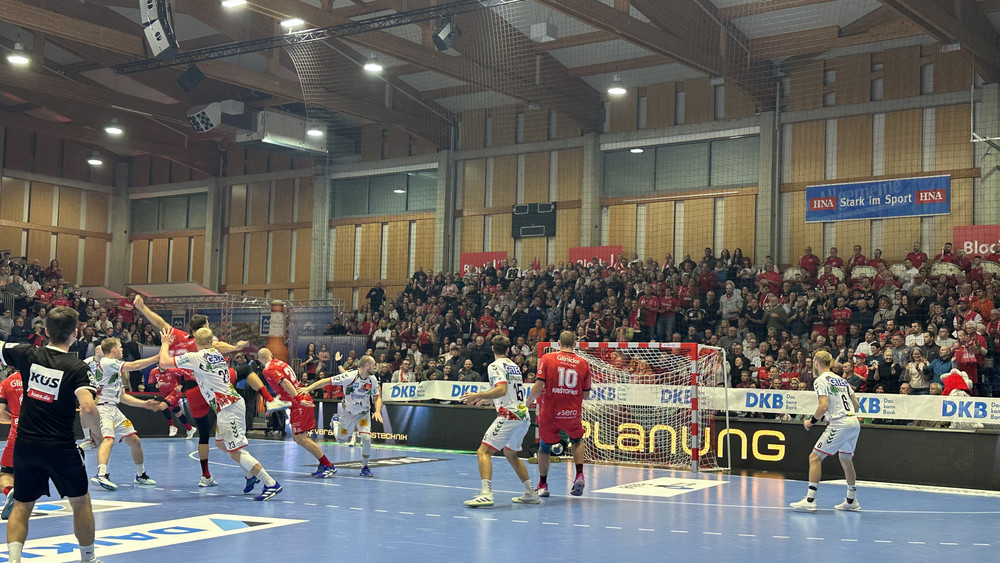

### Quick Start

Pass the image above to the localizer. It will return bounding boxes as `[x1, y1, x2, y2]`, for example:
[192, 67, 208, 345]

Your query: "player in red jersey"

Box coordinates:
[150, 366, 196, 439]
[527, 331, 592, 497]
[253, 348, 336, 478]
[132, 294, 246, 487]
[0, 371, 22, 519]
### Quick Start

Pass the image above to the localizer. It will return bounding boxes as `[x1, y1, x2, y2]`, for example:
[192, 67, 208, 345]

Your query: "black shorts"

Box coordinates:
[13, 441, 88, 502]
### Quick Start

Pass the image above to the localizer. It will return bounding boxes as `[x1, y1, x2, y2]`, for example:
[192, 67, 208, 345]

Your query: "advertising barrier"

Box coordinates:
[568, 245, 622, 268]
[805, 175, 950, 223]
[381, 382, 1000, 424]
[459, 251, 508, 275]
[953, 225, 1000, 256]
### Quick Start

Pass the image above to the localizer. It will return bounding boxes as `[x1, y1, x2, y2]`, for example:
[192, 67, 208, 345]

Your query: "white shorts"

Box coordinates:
[481, 416, 530, 453]
[214, 400, 249, 452]
[338, 409, 371, 439]
[813, 417, 861, 457]
[98, 405, 137, 442]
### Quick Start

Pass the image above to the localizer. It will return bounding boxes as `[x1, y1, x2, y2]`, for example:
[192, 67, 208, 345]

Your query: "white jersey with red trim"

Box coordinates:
[486, 357, 527, 420]
[813, 371, 856, 422]
[84, 356, 126, 405]
[172, 348, 241, 412]
[325, 370, 379, 415]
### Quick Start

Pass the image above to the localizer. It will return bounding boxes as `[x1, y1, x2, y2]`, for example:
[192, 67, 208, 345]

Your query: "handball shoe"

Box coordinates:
[312, 464, 337, 478]
[790, 498, 818, 512]
[536, 483, 550, 497]
[464, 493, 494, 508]
[254, 482, 283, 501]
[265, 398, 291, 413]
[570, 474, 585, 496]
[198, 476, 218, 488]
[186, 427, 197, 439]
[168, 426, 178, 437]
[835, 499, 861, 512]
[91, 474, 118, 491]
[134, 473, 156, 486]
[1, 489, 14, 520]
[360, 466, 373, 478]
[512, 491, 541, 504]
[243, 475, 260, 494]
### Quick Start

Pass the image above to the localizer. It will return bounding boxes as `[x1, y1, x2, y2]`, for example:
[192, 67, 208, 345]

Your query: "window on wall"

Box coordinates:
[656, 143, 709, 190]
[129, 193, 208, 234]
[710, 136, 759, 186]
[330, 170, 437, 217]
[604, 150, 655, 197]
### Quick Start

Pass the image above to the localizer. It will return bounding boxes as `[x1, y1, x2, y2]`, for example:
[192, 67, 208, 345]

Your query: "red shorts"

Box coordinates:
[290, 397, 316, 435]
[538, 416, 585, 445]
[185, 387, 210, 419]
[1, 424, 17, 468]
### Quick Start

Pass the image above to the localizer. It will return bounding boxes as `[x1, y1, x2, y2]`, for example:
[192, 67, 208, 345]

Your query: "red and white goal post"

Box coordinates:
[534, 341, 730, 473]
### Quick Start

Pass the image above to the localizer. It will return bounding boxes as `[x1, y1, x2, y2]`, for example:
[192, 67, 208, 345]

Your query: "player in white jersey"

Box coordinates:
[459, 335, 538, 508]
[89, 338, 166, 490]
[790, 350, 862, 513]
[300, 355, 382, 476]
[159, 327, 282, 501]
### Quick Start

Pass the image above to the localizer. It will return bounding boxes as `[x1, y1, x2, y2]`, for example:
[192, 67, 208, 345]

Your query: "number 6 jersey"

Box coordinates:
[487, 357, 527, 420]
[813, 370, 856, 422]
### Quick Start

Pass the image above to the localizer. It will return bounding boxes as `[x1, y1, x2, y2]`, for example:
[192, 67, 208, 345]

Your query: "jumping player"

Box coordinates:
[150, 365, 197, 439]
[132, 294, 245, 487]
[527, 330, 592, 497]
[459, 335, 538, 507]
[299, 355, 382, 477]
[0, 370, 22, 519]
[253, 348, 336, 478]
[89, 338, 167, 491]
[159, 327, 282, 501]
[790, 350, 862, 512]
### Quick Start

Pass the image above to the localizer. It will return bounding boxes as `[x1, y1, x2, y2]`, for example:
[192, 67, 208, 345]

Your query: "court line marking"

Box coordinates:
[825, 479, 1000, 498]
[671, 530, 688, 534]
[874, 540, 892, 543]
[773, 536, 789, 539]
[639, 528, 655, 532]
[738, 534, 756, 537]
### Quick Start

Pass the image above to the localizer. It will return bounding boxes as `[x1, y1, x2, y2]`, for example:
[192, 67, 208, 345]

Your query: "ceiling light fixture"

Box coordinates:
[630, 148, 644, 154]
[104, 117, 123, 136]
[6, 43, 29, 66]
[363, 56, 383, 73]
[306, 125, 324, 137]
[87, 152, 104, 166]
[221, 0, 247, 7]
[393, 189, 406, 194]
[281, 18, 305, 28]
[607, 74, 626, 96]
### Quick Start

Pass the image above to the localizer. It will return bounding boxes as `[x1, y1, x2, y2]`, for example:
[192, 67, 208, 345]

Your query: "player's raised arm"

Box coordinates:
[158, 328, 176, 369]
[133, 294, 170, 330]
[120, 354, 160, 373]
[119, 392, 167, 411]
[299, 374, 335, 395]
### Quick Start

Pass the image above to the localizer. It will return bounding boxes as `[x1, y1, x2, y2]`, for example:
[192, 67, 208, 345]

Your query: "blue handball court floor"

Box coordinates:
[0, 437, 996, 562]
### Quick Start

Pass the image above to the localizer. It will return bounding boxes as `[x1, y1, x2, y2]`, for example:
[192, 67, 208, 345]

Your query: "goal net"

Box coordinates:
[538, 342, 728, 472]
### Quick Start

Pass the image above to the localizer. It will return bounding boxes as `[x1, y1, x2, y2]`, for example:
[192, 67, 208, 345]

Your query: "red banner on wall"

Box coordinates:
[459, 251, 508, 275]
[953, 225, 1000, 256]
[568, 246, 622, 268]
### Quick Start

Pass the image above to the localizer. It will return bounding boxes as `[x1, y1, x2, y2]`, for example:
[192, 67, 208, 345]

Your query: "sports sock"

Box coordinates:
[807, 482, 819, 502]
[135, 464, 145, 475]
[575, 463, 583, 476]
[522, 480, 534, 494]
[846, 485, 857, 503]
[318, 455, 331, 467]
[79, 544, 96, 562]
[200, 459, 210, 477]
[538, 475, 547, 485]
[256, 469, 277, 487]
[7, 541, 22, 562]
[3, 486, 11, 495]
[259, 388, 275, 402]
[183, 422, 192, 430]
[160, 410, 172, 420]
[362, 455, 370, 467]
[481, 479, 492, 495]
[97, 464, 108, 476]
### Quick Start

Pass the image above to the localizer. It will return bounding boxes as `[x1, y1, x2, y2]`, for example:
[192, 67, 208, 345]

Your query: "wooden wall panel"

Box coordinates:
[57, 187, 82, 229]
[522, 152, 549, 204]
[555, 111, 582, 140]
[0, 178, 26, 253]
[933, 178, 973, 246]
[360, 125, 382, 162]
[270, 231, 292, 285]
[833, 220, 870, 259]
[462, 159, 486, 210]
[62, 142, 88, 183]
[245, 150, 268, 175]
[607, 204, 637, 257]
[229, 185, 248, 227]
[837, 115, 873, 178]
[492, 156, 517, 208]
[490, 111, 516, 147]
[149, 238, 169, 283]
[293, 229, 311, 285]
[225, 234, 245, 286]
[83, 238, 106, 286]
[881, 45, 920, 100]
[933, 50, 973, 93]
[35, 135, 61, 176]
[248, 183, 270, 226]
[414, 219, 436, 272]
[170, 237, 190, 282]
[832, 53, 871, 106]
[26, 232, 51, 265]
[245, 232, 268, 285]
[645, 201, 674, 264]
[884, 110, 922, 175]
[786, 192, 823, 264]
[332, 288, 353, 307]
[386, 221, 410, 281]
[296, 177, 314, 222]
[789, 121, 826, 182]
[683, 78, 714, 123]
[29, 183, 54, 226]
[725, 84, 756, 119]
[191, 235, 205, 285]
[358, 223, 382, 281]
[131, 240, 149, 284]
[333, 225, 355, 281]
[55, 234, 79, 283]
[882, 218, 920, 262]
[132, 156, 151, 187]
[272, 180, 294, 223]
[723, 196, 755, 259]
[489, 214, 514, 257]
[522, 111, 549, 144]
[935, 104, 973, 170]
[521, 237, 547, 267]
[461, 215, 485, 253]
[85, 191, 110, 232]
[227, 146, 245, 177]
[556, 148, 582, 201]
[553, 208, 580, 265]
[609, 90, 638, 133]
[683, 198, 715, 258]
[386, 127, 410, 160]
[460, 110, 485, 151]
[4, 129, 33, 171]
[788, 61, 823, 111]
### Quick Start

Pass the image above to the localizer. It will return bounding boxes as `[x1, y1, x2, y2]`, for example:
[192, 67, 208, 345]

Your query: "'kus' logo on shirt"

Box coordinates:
[27, 365, 65, 403]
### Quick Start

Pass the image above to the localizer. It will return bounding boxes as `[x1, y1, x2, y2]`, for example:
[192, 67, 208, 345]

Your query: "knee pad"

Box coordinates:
[538, 440, 552, 455]
[238, 449, 259, 473]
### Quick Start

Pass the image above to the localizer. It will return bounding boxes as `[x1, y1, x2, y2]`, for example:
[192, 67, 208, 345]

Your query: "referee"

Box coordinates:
[0, 306, 101, 563]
